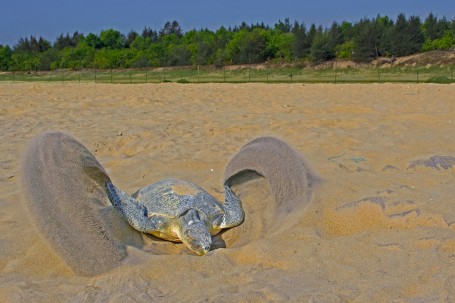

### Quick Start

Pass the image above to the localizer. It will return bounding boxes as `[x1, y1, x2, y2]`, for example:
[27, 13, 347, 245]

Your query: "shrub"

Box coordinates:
[422, 31, 455, 51]
[335, 41, 354, 59]
[426, 76, 455, 83]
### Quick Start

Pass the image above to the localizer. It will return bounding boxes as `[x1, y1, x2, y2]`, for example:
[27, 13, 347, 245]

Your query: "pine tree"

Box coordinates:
[291, 21, 308, 59]
[352, 18, 380, 61]
[390, 14, 424, 56]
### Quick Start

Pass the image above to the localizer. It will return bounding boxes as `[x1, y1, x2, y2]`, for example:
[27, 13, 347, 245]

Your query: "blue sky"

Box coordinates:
[1, 0, 454, 46]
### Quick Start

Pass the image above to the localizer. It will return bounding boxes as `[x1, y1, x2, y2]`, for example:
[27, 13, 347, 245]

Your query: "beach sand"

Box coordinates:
[1, 82, 455, 302]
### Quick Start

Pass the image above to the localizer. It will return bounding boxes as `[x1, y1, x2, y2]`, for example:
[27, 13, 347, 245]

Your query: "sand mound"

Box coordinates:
[222, 136, 320, 246]
[20, 132, 131, 276]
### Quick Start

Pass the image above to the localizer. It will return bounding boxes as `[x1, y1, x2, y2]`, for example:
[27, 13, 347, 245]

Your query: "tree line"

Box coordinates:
[0, 13, 454, 71]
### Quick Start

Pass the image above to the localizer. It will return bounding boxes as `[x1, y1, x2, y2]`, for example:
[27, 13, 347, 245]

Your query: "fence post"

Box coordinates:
[95, 69, 97, 83]
[334, 61, 337, 84]
[224, 67, 226, 83]
[13, 71, 15, 82]
[197, 65, 200, 83]
[377, 66, 380, 83]
[416, 68, 419, 84]
[129, 70, 132, 84]
[110, 69, 113, 83]
[145, 70, 148, 83]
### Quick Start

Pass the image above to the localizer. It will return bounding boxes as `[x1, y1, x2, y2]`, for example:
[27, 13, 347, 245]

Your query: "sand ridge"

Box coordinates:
[1, 82, 455, 302]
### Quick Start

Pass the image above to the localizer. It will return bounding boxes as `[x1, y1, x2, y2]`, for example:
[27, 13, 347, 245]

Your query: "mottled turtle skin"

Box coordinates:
[105, 178, 244, 255]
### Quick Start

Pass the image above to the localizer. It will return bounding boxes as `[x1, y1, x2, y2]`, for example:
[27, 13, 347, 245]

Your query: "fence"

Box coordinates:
[0, 64, 454, 84]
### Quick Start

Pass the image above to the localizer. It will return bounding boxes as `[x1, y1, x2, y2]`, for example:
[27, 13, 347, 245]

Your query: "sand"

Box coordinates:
[1, 82, 455, 302]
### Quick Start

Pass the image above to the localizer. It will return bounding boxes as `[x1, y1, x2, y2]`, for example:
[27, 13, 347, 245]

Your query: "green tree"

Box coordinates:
[37, 49, 58, 70]
[14, 36, 51, 53]
[142, 27, 158, 41]
[182, 29, 215, 65]
[9, 53, 40, 71]
[226, 28, 267, 64]
[423, 13, 450, 41]
[310, 26, 335, 62]
[274, 18, 291, 33]
[54, 32, 83, 50]
[84, 33, 102, 49]
[100, 29, 125, 49]
[335, 40, 354, 59]
[291, 21, 309, 59]
[93, 48, 134, 68]
[167, 44, 191, 66]
[265, 29, 294, 61]
[422, 30, 455, 51]
[55, 42, 96, 69]
[159, 21, 183, 38]
[125, 30, 139, 48]
[352, 18, 381, 61]
[389, 14, 424, 56]
[376, 16, 394, 56]
[339, 21, 354, 41]
[54, 33, 72, 50]
[0, 45, 12, 70]
[130, 36, 152, 50]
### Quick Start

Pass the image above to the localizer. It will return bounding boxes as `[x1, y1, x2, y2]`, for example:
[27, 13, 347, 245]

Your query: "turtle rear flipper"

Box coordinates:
[220, 185, 245, 228]
[105, 181, 161, 233]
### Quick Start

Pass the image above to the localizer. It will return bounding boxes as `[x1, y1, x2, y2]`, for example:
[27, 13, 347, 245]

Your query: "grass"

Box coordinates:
[0, 64, 454, 84]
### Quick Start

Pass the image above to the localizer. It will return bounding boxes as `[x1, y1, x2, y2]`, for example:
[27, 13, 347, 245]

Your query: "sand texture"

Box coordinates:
[1, 82, 455, 302]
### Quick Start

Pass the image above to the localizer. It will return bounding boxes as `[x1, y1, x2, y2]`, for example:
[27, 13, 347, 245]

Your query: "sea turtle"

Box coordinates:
[105, 178, 244, 256]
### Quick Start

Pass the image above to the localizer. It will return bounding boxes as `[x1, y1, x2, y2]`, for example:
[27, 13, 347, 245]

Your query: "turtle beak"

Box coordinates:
[196, 245, 211, 256]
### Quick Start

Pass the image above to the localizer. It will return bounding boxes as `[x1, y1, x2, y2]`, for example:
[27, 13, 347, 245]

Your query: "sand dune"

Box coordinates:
[1, 82, 455, 302]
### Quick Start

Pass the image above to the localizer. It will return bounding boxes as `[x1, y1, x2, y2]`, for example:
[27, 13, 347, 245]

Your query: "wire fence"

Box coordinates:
[0, 64, 454, 84]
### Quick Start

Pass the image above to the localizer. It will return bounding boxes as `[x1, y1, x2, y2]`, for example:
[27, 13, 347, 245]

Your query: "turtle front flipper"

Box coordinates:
[105, 181, 160, 233]
[220, 185, 245, 228]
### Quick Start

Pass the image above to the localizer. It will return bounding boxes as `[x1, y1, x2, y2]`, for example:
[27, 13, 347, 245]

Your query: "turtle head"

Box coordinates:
[181, 222, 212, 256]
[179, 209, 212, 256]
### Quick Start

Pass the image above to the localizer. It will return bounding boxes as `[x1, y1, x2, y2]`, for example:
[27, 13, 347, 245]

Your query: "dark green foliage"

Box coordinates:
[14, 36, 51, 53]
[226, 28, 268, 64]
[167, 44, 191, 66]
[54, 32, 83, 50]
[291, 21, 309, 59]
[2, 13, 454, 71]
[423, 13, 450, 41]
[389, 14, 425, 56]
[125, 31, 139, 48]
[275, 18, 292, 33]
[310, 27, 335, 62]
[426, 76, 455, 83]
[352, 18, 380, 61]
[99, 29, 125, 49]
[159, 21, 183, 38]
[84, 33, 102, 49]
[130, 56, 151, 68]
[142, 27, 158, 41]
[0, 45, 12, 70]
